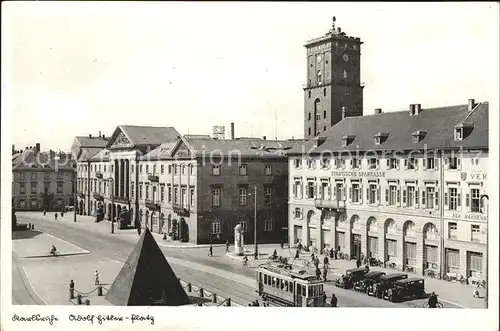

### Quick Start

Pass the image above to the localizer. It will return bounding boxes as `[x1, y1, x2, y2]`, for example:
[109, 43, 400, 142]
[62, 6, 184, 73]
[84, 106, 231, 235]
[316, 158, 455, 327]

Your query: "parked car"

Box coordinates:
[334, 268, 368, 289]
[367, 272, 408, 298]
[386, 277, 426, 302]
[353, 271, 386, 293]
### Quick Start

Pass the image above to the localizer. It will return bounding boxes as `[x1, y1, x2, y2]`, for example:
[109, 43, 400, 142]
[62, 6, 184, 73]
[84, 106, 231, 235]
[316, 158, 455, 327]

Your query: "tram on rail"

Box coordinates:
[255, 263, 326, 307]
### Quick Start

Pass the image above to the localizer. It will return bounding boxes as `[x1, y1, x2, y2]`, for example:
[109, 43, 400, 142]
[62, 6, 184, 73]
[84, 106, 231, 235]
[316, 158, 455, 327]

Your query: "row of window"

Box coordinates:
[448, 222, 484, 242]
[210, 217, 273, 235]
[211, 164, 273, 176]
[18, 182, 64, 194]
[294, 156, 470, 171]
[293, 180, 484, 213]
[18, 172, 63, 180]
[135, 183, 195, 207]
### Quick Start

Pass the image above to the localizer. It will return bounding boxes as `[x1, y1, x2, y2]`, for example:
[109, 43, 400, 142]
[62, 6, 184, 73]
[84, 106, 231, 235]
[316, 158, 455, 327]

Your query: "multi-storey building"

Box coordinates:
[136, 136, 302, 244]
[288, 99, 489, 281]
[74, 133, 109, 215]
[303, 16, 364, 140]
[12, 143, 76, 211]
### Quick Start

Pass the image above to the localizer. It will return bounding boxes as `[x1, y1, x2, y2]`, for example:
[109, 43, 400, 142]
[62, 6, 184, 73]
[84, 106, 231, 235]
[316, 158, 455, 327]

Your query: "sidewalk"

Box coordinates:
[225, 244, 486, 309]
[18, 212, 225, 249]
[12, 230, 90, 258]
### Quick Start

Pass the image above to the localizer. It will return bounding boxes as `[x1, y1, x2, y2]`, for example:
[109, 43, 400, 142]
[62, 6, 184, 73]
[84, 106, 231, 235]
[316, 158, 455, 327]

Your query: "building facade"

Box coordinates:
[288, 100, 488, 282]
[135, 137, 301, 244]
[304, 16, 364, 140]
[12, 144, 76, 211]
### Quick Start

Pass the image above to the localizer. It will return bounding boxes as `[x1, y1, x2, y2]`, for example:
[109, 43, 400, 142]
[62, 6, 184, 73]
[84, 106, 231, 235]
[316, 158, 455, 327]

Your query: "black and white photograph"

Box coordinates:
[1, 2, 498, 331]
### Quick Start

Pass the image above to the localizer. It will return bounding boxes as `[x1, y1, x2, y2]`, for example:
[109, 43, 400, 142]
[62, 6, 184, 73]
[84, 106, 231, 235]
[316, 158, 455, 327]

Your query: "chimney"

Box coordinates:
[415, 104, 422, 114]
[468, 98, 475, 111]
[409, 104, 415, 116]
[35, 143, 40, 153]
[341, 106, 347, 119]
[263, 136, 266, 140]
[375, 108, 382, 115]
[102, 134, 105, 139]
[99, 130, 102, 138]
[89, 134, 92, 138]
[230, 122, 235, 140]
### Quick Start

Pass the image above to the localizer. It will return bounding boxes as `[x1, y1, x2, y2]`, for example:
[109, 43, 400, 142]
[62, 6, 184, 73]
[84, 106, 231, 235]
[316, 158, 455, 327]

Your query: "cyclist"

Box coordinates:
[49, 245, 58, 256]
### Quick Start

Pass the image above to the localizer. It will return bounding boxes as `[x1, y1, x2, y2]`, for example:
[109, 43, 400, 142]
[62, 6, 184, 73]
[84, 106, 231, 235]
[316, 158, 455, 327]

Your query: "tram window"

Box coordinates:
[302, 286, 306, 296]
[284, 281, 288, 291]
[290, 282, 294, 293]
[297, 284, 301, 294]
[272, 277, 276, 287]
[281, 281, 284, 290]
[276, 278, 280, 288]
[319, 285, 324, 294]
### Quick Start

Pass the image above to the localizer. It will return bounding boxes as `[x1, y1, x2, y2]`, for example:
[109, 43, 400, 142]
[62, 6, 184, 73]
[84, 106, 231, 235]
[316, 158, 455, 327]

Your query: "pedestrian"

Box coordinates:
[360, 252, 365, 264]
[43, 210, 47, 216]
[323, 255, 329, 268]
[209, 245, 213, 257]
[335, 247, 340, 259]
[365, 264, 370, 272]
[315, 267, 321, 278]
[94, 270, 100, 286]
[329, 248, 334, 259]
[330, 293, 338, 307]
[294, 250, 300, 260]
[356, 259, 361, 268]
[315, 257, 320, 268]
[69, 279, 75, 290]
[473, 284, 480, 298]
[54, 213, 58, 220]
[255, 300, 260, 306]
[311, 252, 315, 263]
[322, 292, 327, 307]
[137, 227, 141, 235]
[428, 292, 438, 308]
[225, 240, 230, 252]
[323, 267, 328, 282]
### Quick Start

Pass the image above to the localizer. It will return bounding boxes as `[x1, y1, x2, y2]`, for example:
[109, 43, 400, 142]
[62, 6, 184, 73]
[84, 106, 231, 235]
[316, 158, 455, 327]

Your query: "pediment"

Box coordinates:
[109, 130, 133, 149]
[171, 141, 194, 159]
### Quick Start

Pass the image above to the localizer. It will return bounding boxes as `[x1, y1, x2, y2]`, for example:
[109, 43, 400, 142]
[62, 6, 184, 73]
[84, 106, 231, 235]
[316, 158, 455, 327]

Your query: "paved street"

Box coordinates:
[12, 211, 482, 308]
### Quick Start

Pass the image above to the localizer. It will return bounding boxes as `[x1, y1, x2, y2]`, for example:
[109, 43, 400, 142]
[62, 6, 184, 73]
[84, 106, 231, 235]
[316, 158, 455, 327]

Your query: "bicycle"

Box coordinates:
[302, 260, 312, 268]
[343, 253, 350, 261]
[386, 262, 396, 269]
[404, 265, 416, 274]
[47, 250, 60, 257]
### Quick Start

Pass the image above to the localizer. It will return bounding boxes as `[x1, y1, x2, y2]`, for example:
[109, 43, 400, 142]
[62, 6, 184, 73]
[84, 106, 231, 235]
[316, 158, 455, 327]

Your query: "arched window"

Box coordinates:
[314, 99, 321, 112]
[317, 70, 322, 84]
[368, 217, 378, 233]
[211, 218, 221, 234]
[264, 216, 273, 232]
[237, 217, 248, 232]
[385, 219, 396, 234]
[424, 223, 438, 240]
[404, 221, 416, 237]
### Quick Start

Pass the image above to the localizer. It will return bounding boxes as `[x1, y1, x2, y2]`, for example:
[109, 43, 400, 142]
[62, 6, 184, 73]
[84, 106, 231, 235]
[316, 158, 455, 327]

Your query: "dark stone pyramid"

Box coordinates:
[105, 228, 191, 306]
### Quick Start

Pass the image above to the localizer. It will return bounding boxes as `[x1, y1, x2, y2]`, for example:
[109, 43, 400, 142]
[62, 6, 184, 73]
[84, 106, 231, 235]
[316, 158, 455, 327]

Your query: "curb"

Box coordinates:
[24, 252, 92, 259]
[13, 255, 47, 305]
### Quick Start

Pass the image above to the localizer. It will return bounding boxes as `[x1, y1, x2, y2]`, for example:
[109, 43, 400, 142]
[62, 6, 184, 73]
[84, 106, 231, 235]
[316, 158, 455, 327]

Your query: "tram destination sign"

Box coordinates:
[331, 171, 386, 178]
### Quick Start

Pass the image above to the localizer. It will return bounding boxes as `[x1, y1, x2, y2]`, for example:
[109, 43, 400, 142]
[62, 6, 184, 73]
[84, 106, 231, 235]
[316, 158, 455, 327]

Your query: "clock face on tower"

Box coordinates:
[316, 55, 322, 63]
[342, 54, 349, 62]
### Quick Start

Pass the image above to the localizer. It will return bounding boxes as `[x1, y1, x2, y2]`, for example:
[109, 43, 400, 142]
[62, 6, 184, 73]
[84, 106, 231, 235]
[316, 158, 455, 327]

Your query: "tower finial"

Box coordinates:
[332, 16, 336, 29]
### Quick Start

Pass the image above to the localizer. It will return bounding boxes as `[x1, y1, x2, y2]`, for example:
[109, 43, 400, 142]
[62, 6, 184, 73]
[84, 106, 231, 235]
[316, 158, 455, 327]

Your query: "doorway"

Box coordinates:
[351, 234, 361, 260]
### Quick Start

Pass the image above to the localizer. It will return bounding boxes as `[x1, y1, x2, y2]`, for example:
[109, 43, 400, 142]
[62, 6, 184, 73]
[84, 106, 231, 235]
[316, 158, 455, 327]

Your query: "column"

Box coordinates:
[125, 160, 130, 198]
[114, 160, 119, 197]
[416, 237, 424, 275]
[378, 232, 385, 262]
[361, 221, 368, 258]
[118, 159, 123, 197]
[397, 231, 405, 271]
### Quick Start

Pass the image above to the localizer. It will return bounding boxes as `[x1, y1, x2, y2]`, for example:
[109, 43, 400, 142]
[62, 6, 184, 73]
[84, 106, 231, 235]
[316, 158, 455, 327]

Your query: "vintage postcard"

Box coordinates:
[1, 2, 498, 331]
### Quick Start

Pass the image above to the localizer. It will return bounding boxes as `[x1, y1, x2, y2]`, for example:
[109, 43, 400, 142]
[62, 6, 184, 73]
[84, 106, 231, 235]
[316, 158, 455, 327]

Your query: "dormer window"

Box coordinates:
[341, 135, 355, 147]
[412, 130, 427, 143]
[373, 132, 389, 145]
[454, 123, 473, 140]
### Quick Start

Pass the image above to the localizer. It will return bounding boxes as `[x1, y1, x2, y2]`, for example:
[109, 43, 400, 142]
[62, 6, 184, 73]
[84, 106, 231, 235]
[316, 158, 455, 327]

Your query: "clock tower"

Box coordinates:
[303, 16, 364, 139]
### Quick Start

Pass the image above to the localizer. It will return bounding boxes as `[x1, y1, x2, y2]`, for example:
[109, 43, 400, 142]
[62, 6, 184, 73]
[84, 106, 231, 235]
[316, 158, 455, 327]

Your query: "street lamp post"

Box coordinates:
[73, 171, 77, 223]
[253, 185, 258, 259]
[108, 178, 114, 234]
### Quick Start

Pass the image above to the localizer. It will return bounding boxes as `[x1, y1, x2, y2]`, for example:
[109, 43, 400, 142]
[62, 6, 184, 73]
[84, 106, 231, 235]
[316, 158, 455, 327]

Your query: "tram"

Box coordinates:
[255, 263, 326, 307]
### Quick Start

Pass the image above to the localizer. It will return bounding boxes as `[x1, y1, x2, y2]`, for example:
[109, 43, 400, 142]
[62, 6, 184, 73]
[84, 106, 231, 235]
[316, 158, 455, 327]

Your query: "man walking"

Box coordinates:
[209, 245, 213, 257]
[330, 293, 338, 307]
[428, 292, 438, 308]
[225, 240, 230, 252]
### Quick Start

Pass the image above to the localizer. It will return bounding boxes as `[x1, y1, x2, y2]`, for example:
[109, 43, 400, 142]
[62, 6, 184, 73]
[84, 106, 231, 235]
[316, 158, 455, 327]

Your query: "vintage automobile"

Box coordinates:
[353, 271, 386, 293]
[366, 272, 408, 298]
[333, 267, 368, 289]
[385, 277, 426, 302]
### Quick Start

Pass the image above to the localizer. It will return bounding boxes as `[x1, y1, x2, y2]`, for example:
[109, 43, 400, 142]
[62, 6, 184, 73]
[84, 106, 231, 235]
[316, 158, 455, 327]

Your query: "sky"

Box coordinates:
[2, 2, 499, 151]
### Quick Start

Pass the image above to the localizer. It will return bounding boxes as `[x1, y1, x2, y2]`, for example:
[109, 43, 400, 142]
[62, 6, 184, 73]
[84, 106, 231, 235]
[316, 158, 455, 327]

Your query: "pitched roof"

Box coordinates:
[172, 138, 305, 159]
[89, 149, 110, 162]
[75, 136, 109, 148]
[139, 142, 178, 161]
[105, 228, 191, 306]
[12, 149, 75, 171]
[107, 125, 181, 149]
[78, 147, 105, 162]
[289, 102, 489, 155]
